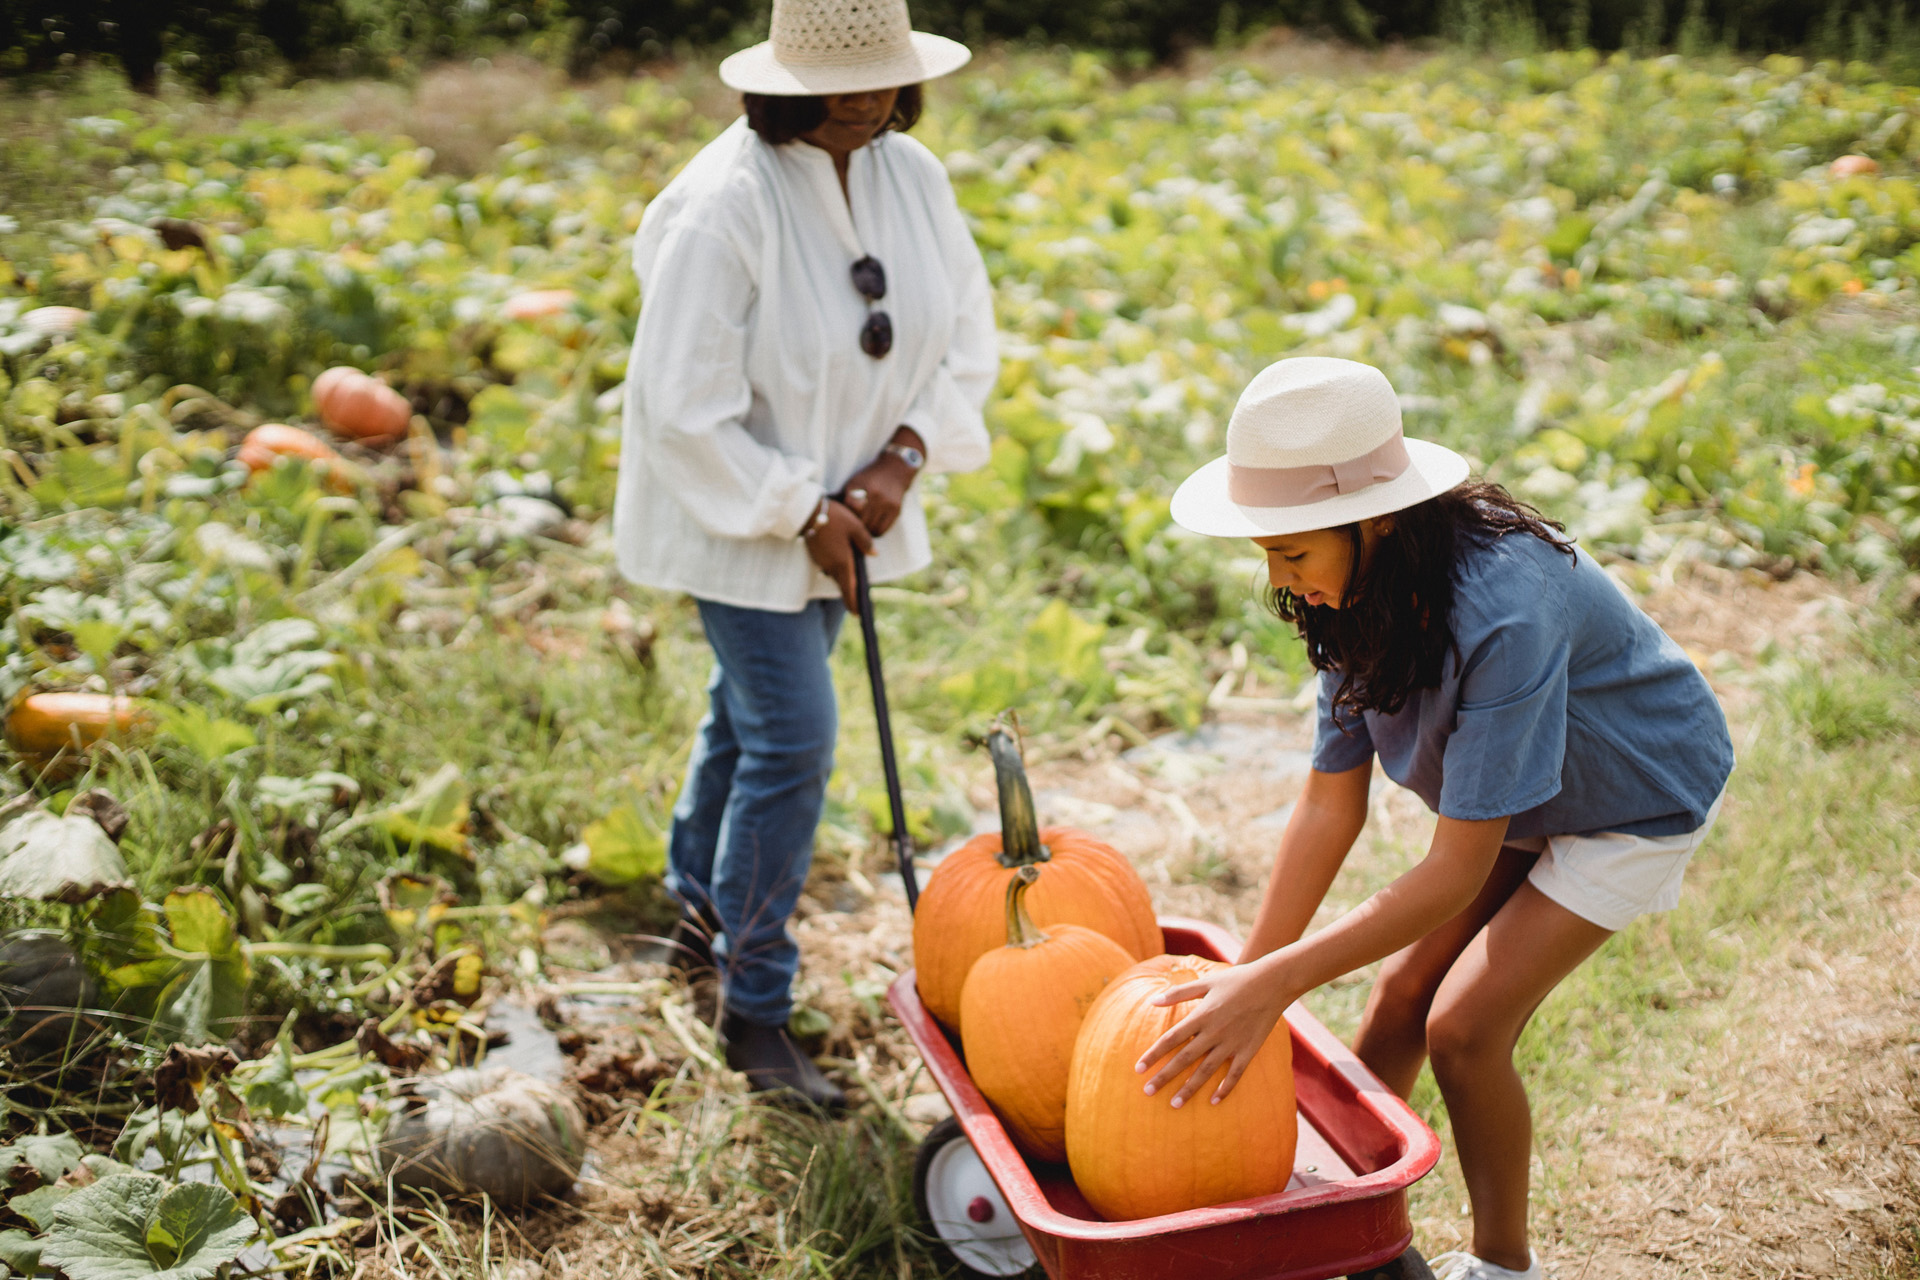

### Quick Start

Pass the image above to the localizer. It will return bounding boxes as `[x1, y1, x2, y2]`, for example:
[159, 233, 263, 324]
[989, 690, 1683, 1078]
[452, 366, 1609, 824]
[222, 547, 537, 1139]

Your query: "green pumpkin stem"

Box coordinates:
[987, 724, 1050, 869]
[1004, 865, 1048, 949]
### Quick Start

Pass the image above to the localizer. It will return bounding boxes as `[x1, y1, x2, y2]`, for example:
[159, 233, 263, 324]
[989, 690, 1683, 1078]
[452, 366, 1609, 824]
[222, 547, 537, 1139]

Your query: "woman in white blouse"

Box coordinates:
[614, 0, 995, 1109]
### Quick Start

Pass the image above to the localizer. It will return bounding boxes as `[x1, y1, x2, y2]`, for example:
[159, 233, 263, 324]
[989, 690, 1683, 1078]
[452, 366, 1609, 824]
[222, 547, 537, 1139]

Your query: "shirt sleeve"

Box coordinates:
[633, 221, 825, 541]
[1437, 610, 1569, 821]
[901, 174, 996, 476]
[1311, 668, 1376, 774]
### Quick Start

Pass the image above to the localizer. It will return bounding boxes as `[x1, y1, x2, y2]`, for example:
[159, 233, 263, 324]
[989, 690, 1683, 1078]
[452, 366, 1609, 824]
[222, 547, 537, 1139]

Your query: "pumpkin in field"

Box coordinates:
[1065, 954, 1296, 1221]
[502, 288, 576, 320]
[960, 864, 1135, 1163]
[236, 423, 356, 486]
[913, 725, 1159, 1033]
[6, 693, 148, 767]
[1829, 154, 1880, 178]
[380, 1065, 587, 1207]
[310, 366, 412, 444]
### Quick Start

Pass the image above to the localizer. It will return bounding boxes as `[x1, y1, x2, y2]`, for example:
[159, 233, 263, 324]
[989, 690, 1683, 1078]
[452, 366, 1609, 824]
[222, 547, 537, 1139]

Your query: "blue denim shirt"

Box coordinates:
[1310, 532, 1733, 839]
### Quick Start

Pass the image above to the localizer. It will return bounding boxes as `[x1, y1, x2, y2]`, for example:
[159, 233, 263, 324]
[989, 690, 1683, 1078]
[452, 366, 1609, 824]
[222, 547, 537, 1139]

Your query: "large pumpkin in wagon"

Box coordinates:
[912, 725, 1159, 1034]
[960, 864, 1134, 1163]
[1065, 954, 1297, 1221]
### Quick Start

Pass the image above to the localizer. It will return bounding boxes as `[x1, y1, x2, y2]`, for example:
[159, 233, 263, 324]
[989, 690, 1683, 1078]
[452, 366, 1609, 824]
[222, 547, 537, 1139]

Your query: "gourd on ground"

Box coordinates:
[379, 1065, 587, 1206]
[310, 366, 412, 445]
[237, 424, 358, 492]
[912, 725, 1159, 1033]
[7, 693, 147, 767]
[959, 864, 1135, 1163]
[1065, 954, 1297, 1221]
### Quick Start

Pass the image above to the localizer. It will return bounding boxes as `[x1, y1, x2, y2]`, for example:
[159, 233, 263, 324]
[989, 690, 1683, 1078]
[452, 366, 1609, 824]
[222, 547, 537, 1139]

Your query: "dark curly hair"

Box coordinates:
[1271, 480, 1576, 721]
[742, 84, 924, 146]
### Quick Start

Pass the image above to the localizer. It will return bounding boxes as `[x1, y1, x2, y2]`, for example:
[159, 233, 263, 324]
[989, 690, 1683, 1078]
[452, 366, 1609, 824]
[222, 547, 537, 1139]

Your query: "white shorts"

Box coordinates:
[1505, 790, 1726, 932]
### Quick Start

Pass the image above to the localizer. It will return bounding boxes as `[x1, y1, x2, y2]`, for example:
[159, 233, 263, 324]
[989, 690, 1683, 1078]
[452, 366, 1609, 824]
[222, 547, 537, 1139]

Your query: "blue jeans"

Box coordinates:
[666, 597, 845, 1027]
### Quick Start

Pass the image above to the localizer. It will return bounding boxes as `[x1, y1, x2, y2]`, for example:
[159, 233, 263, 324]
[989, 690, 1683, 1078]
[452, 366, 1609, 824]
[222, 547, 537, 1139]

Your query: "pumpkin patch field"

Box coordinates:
[0, 33, 1917, 1280]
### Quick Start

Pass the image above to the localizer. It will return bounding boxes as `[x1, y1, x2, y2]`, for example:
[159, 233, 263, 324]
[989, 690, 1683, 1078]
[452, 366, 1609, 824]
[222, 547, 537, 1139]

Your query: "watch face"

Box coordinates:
[892, 444, 925, 468]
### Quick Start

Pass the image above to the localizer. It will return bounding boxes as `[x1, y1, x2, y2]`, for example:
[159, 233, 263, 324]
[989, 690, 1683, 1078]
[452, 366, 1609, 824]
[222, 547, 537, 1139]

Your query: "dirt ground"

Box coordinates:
[535, 562, 1919, 1277]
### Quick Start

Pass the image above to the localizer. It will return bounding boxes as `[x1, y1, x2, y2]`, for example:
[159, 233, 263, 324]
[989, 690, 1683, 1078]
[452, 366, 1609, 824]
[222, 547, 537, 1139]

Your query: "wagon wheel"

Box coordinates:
[912, 1116, 1038, 1278]
[1347, 1246, 1437, 1280]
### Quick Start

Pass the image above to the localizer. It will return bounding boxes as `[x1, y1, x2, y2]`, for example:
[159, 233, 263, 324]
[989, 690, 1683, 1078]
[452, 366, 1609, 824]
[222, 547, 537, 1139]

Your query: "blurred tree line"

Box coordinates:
[3, 0, 1917, 91]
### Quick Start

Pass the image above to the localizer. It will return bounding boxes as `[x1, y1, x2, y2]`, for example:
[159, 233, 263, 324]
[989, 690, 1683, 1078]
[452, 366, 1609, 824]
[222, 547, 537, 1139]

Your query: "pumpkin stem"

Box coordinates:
[987, 723, 1050, 868]
[1004, 865, 1048, 949]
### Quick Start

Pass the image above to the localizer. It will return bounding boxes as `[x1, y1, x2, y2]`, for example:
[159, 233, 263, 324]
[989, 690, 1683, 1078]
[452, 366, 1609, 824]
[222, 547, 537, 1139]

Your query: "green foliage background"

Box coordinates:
[9, 0, 1920, 91]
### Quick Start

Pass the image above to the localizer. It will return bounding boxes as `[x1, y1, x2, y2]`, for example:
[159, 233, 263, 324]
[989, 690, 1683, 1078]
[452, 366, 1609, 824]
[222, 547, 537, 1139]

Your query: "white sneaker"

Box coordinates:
[1427, 1251, 1541, 1280]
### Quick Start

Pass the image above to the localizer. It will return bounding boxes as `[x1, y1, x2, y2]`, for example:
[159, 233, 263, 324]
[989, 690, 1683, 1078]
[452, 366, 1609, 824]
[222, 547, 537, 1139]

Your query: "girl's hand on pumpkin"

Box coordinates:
[1133, 957, 1300, 1108]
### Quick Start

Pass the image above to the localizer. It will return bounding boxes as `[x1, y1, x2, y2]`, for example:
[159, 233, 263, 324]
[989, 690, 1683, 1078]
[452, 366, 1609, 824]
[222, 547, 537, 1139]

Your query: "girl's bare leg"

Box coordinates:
[1351, 845, 1538, 1097]
[1423, 883, 1613, 1271]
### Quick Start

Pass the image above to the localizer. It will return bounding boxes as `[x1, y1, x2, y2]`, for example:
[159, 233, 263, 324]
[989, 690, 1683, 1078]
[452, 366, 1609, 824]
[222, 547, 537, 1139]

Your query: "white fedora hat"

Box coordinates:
[1171, 357, 1469, 538]
[719, 0, 971, 97]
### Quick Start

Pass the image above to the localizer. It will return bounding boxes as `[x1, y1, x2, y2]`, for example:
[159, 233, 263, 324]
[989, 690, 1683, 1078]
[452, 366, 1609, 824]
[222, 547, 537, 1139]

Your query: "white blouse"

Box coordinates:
[613, 117, 997, 612]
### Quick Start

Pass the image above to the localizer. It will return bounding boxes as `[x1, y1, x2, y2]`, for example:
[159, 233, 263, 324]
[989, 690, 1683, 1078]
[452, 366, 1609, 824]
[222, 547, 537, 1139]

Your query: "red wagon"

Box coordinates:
[888, 916, 1442, 1280]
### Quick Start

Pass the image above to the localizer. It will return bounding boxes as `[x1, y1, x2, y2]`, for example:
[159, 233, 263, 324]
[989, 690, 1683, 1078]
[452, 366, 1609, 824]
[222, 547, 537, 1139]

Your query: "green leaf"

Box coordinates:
[153, 705, 256, 766]
[465, 384, 532, 450]
[139, 889, 248, 1044]
[0, 810, 131, 903]
[41, 1174, 255, 1280]
[0, 1228, 41, 1274]
[241, 1037, 305, 1119]
[371, 763, 469, 857]
[0, 1132, 85, 1182]
[560, 804, 664, 886]
[9, 1185, 73, 1230]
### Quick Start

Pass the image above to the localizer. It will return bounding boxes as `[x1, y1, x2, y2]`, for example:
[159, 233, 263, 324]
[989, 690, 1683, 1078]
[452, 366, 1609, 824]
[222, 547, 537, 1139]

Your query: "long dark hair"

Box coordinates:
[742, 84, 924, 146]
[1273, 480, 1576, 720]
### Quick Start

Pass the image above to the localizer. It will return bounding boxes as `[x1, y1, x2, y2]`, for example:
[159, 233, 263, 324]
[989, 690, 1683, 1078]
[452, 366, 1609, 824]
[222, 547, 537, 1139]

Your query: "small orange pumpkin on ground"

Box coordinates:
[237, 424, 357, 492]
[1065, 954, 1297, 1221]
[6, 693, 148, 767]
[502, 289, 576, 320]
[1829, 154, 1880, 178]
[913, 725, 1160, 1033]
[960, 865, 1135, 1163]
[311, 366, 412, 445]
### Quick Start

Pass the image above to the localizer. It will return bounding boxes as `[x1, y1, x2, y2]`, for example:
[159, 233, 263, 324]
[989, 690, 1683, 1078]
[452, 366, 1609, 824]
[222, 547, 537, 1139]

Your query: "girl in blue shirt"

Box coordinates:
[1138, 357, 1733, 1280]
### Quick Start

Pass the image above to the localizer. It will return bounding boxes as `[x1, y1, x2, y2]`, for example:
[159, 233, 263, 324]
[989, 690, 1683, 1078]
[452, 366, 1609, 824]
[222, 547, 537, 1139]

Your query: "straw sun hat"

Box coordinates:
[719, 0, 971, 97]
[1171, 357, 1469, 539]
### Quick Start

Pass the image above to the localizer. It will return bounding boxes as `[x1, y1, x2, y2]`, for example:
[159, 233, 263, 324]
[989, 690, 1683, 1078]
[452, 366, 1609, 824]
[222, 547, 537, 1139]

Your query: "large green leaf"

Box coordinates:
[41, 1175, 256, 1280]
[102, 890, 248, 1043]
[0, 811, 131, 903]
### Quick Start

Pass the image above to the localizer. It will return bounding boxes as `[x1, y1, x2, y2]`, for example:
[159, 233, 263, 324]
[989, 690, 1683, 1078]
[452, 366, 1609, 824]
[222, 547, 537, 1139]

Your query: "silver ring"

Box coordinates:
[847, 487, 868, 508]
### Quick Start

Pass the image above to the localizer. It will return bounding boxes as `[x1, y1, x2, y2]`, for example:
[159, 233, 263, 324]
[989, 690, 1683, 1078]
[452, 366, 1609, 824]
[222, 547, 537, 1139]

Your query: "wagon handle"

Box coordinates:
[852, 552, 919, 913]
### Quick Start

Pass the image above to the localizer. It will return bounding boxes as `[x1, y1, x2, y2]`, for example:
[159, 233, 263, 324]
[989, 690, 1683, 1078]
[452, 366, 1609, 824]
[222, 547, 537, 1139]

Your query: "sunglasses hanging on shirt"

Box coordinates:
[850, 255, 892, 358]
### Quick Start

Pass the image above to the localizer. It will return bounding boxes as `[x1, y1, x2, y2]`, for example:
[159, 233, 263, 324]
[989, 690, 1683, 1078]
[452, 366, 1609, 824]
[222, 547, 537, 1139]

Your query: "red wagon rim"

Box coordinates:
[888, 915, 1442, 1245]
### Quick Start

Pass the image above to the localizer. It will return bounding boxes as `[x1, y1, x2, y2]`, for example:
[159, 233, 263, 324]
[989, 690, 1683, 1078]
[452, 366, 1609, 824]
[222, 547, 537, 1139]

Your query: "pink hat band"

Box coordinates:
[1225, 432, 1411, 508]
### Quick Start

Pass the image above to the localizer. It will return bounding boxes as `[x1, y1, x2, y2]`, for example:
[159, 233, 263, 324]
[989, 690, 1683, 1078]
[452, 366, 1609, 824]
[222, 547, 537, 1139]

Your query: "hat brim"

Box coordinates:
[718, 32, 971, 95]
[1170, 438, 1471, 538]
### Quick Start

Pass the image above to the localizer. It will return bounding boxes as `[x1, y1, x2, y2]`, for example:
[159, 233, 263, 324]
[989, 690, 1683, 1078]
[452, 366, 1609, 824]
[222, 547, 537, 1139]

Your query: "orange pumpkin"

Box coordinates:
[7, 693, 148, 765]
[237, 424, 356, 492]
[311, 366, 411, 444]
[1830, 154, 1880, 178]
[913, 726, 1159, 1033]
[502, 289, 576, 320]
[960, 865, 1135, 1163]
[1065, 954, 1296, 1221]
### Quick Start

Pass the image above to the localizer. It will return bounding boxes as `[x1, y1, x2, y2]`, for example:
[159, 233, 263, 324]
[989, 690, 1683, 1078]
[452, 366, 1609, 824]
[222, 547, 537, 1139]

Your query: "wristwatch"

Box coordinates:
[883, 441, 926, 470]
